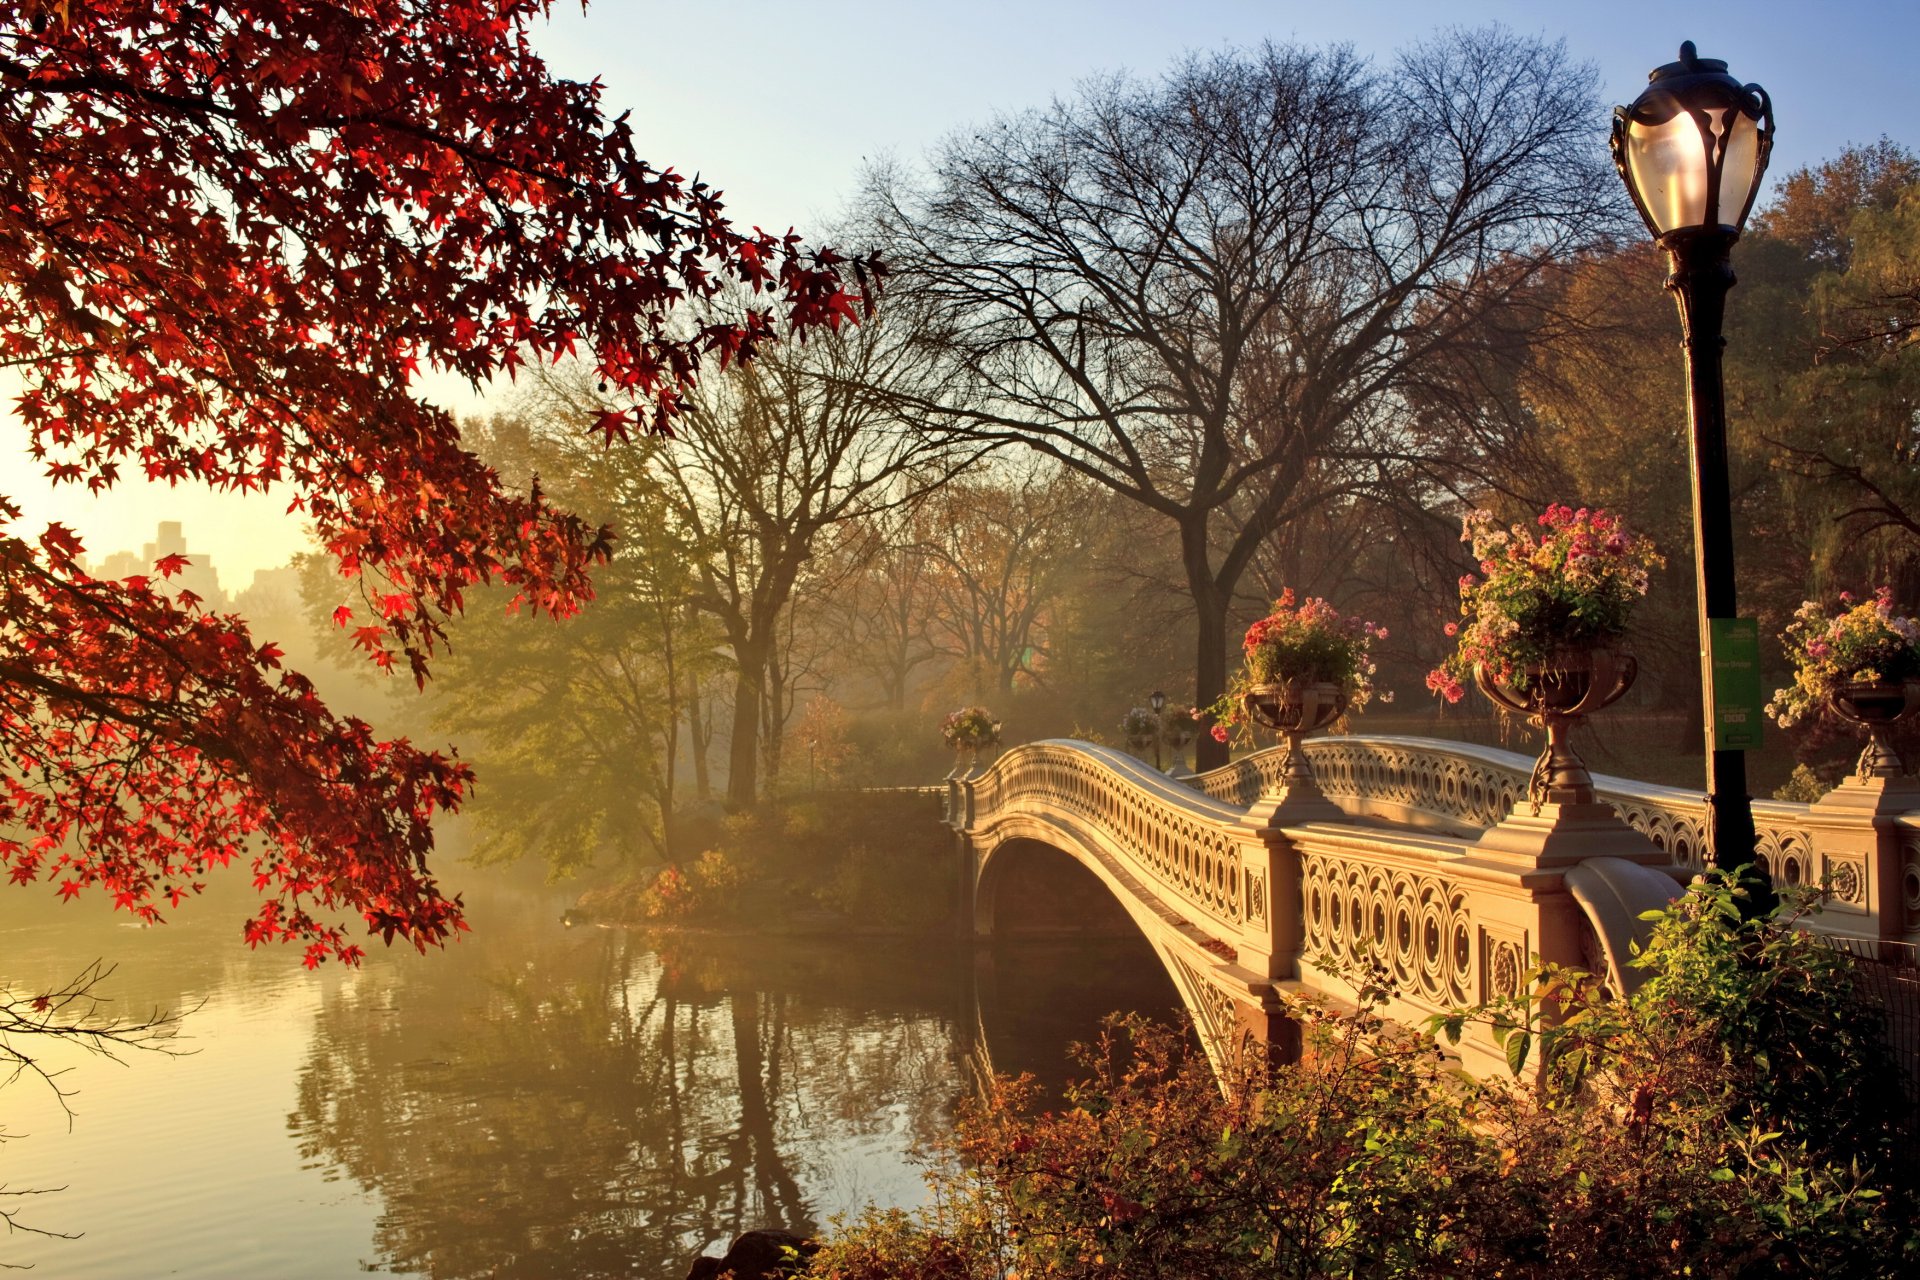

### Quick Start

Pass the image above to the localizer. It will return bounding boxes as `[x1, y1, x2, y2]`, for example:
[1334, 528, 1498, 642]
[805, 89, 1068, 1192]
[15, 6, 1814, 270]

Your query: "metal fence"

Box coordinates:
[1820, 936, 1920, 1137]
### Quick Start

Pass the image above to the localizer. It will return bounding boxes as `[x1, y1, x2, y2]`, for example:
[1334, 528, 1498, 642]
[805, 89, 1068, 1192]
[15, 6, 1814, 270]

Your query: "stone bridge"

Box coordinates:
[946, 736, 1920, 1078]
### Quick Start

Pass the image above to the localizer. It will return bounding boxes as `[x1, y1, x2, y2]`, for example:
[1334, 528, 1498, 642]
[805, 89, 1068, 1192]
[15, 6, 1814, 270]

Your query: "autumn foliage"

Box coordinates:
[0, 1, 869, 962]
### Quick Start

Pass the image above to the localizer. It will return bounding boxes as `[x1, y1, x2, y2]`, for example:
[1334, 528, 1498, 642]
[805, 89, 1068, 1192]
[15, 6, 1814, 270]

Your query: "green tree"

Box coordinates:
[1757, 155, 1920, 592]
[421, 415, 726, 871]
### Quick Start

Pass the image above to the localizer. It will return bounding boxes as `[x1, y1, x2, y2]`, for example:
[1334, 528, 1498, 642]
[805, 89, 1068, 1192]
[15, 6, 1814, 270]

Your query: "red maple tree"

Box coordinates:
[0, 0, 873, 966]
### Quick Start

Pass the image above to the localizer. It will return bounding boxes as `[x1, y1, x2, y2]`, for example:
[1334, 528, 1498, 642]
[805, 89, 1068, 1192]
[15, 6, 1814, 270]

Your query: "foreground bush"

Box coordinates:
[802, 876, 1916, 1278]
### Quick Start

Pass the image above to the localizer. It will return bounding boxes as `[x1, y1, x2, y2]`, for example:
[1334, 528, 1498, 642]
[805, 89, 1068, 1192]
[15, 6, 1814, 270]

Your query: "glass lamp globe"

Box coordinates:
[1611, 41, 1774, 240]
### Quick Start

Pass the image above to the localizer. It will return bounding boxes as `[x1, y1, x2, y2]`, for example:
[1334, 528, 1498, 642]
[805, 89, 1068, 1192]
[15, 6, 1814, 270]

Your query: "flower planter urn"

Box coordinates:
[1239, 679, 1347, 825]
[1475, 647, 1636, 813]
[1828, 679, 1920, 780]
[1162, 717, 1195, 777]
[1465, 647, 1670, 868]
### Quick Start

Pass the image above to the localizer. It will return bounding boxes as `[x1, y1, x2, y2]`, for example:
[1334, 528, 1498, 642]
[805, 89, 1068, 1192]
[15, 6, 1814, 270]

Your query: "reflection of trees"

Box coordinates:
[289, 904, 967, 1278]
[966, 939, 1190, 1110]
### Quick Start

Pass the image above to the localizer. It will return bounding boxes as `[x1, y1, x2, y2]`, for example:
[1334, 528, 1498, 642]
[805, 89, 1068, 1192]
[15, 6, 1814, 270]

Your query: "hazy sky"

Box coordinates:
[12, 0, 1918, 589]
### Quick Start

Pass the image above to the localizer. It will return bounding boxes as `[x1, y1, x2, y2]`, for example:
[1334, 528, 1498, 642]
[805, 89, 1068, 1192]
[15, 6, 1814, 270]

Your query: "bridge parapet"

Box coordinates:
[962, 739, 1260, 948]
[1188, 736, 1889, 929]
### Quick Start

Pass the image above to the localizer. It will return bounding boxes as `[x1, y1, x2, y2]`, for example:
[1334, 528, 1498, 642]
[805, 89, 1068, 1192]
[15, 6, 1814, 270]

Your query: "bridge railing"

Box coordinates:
[1188, 736, 1890, 931]
[957, 734, 1919, 1077]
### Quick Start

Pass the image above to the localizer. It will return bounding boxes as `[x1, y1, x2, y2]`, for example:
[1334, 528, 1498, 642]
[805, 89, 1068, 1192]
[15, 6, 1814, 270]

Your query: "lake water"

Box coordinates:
[0, 876, 1180, 1277]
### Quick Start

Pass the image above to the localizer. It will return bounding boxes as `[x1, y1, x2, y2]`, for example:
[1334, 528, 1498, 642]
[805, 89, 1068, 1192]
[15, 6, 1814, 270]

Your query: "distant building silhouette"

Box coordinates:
[235, 563, 303, 618]
[89, 520, 228, 608]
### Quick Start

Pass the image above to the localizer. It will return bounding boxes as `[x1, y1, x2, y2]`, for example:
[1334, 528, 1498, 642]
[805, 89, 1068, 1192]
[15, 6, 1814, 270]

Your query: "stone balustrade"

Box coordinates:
[1189, 736, 1891, 933]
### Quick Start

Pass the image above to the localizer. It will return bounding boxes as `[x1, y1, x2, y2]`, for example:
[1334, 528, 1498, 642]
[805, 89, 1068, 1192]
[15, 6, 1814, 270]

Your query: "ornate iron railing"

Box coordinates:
[1190, 736, 1829, 885]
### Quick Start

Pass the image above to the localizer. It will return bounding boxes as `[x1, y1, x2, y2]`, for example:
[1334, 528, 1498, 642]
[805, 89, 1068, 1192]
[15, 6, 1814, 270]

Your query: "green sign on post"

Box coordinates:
[1709, 616, 1764, 751]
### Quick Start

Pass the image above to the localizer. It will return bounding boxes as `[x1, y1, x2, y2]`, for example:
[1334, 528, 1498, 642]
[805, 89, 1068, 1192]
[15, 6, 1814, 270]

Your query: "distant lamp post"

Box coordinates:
[1149, 689, 1167, 771]
[1611, 41, 1773, 889]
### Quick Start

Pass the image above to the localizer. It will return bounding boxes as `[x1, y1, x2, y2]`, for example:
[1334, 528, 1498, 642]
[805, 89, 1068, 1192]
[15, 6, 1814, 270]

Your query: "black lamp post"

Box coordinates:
[1149, 689, 1167, 771]
[1611, 42, 1773, 890]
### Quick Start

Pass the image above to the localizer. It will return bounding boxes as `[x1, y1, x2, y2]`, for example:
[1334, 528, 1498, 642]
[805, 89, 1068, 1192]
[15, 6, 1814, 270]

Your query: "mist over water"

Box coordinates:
[0, 876, 1179, 1278]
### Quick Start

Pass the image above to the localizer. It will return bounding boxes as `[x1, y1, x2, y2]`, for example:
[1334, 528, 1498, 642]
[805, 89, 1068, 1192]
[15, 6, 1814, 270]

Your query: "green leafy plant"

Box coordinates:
[1432, 871, 1909, 1274]
[1428, 504, 1662, 703]
[801, 873, 1914, 1279]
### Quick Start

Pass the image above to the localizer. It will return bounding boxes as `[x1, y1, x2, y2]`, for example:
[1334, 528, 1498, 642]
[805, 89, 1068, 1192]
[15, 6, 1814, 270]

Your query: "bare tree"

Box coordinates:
[872, 29, 1619, 765]
[662, 309, 978, 807]
[814, 511, 944, 712]
[918, 461, 1088, 697]
[1, 961, 184, 1117]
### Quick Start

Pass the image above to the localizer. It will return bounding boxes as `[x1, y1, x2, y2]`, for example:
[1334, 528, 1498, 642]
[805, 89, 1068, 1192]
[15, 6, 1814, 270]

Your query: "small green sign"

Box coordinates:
[1709, 617, 1764, 751]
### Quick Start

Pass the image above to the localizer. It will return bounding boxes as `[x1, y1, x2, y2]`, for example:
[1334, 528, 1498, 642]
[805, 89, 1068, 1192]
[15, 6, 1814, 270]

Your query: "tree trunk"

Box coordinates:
[689, 683, 713, 802]
[725, 664, 762, 811]
[761, 645, 786, 793]
[658, 606, 679, 858]
[1182, 520, 1233, 772]
[1192, 602, 1230, 770]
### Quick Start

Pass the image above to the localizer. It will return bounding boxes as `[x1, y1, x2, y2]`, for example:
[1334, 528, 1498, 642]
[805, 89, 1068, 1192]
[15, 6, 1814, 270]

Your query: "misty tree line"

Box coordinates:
[288, 31, 1920, 874]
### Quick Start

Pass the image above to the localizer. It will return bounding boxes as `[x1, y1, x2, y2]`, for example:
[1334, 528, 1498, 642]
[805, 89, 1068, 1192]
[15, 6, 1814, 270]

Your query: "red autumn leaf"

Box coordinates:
[593, 409, 629, 446]
[154, 551, 191, 578]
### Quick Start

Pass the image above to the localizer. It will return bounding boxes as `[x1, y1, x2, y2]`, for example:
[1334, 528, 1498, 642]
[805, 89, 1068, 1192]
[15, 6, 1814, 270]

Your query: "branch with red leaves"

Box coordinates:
[0, 1, 875, 962]
[3, 514, 472, 964]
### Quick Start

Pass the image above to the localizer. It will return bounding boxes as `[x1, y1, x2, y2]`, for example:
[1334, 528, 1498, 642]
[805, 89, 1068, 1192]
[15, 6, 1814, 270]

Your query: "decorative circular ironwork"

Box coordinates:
[1491, 943, 1522, 998]
[1825, 859, 1863, 905]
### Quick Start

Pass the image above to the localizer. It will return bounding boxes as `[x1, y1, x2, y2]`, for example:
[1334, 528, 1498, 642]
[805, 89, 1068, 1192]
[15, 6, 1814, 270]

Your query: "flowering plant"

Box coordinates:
[1205, 590, 1388, 744]
[1427, 505, 1661, 703]
[1120, 706, 1159, 741]
[940, 705, 1001, 751]
[1767, 588, 1920, 727]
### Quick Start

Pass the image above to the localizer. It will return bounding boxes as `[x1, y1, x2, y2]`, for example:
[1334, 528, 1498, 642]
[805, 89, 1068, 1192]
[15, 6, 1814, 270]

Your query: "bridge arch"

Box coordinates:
[958, 753, 1297, 1079]
[974, 822, 1175, 944]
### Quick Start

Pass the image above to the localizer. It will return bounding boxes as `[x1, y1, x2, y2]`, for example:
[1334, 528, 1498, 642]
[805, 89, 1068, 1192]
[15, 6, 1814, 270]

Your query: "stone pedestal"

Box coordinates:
[1471, 800, 1666, 868]
[1807, 772, 1920, 940]
[1242, 784, 1346, 829]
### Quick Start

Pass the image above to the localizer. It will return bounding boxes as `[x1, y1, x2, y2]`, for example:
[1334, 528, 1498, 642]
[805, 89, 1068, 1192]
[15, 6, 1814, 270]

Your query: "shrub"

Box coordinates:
[802, 1207, 999, 1280]
[1437, 872, 1910, 1275]
[1773, 761, 1839, 802]
[800, 877, 1916, 1279]
[634, 848, 744, 922]
[637, 863, 694, 921]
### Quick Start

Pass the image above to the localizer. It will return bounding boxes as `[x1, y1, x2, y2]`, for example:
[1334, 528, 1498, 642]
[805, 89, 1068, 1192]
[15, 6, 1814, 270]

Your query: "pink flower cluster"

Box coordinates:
[940, 706, 1002, 750]
[1428, 505, 1660, 702]
[1204, 589, 1390, 745]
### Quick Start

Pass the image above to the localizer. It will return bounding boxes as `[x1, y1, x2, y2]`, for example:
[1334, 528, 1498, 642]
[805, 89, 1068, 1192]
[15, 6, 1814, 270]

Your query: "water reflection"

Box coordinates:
[1, 880, 1183, 1279]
